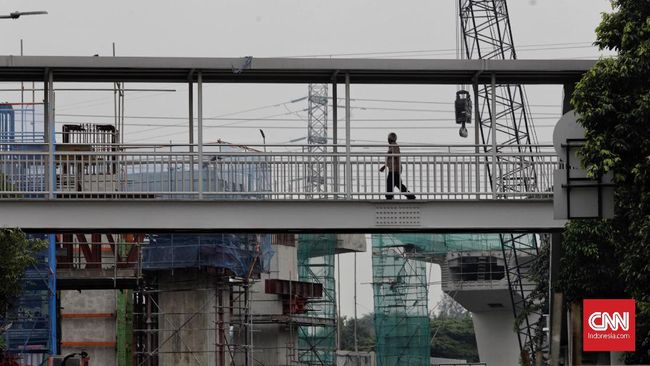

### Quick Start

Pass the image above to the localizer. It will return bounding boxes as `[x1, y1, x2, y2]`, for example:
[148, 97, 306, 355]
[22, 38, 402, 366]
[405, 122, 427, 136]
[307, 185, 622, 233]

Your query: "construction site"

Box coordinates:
[0, 1, 622, 365]
[1, 91, 538, 366]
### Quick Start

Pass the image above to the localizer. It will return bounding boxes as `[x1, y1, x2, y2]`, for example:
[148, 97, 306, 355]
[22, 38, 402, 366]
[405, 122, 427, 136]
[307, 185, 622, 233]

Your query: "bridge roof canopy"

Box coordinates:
[0, 56, 596, 84]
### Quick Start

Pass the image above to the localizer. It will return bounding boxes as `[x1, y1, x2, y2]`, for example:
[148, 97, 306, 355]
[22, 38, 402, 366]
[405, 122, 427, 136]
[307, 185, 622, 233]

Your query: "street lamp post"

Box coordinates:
[0, 11, 48, 19]
[259, 129, 266, 152]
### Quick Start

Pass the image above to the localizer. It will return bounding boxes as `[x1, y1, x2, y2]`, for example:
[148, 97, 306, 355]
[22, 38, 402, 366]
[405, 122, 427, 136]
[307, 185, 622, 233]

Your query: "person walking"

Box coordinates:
[379, 132, 416, 200]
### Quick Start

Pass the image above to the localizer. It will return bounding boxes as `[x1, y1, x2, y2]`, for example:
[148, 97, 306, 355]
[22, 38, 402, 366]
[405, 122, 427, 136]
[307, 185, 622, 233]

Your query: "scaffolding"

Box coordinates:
[116, 234, 135, 366]
[134, 234, 274, 366]
[375, 234, 503, 255]
[0, 103, 53, 365]
[371, 233, 544, 365]
[143, 234, 273, 278]
[1, 234, 55, 366]
[297, 234, 337, 365]
[371, 234, 430, 366]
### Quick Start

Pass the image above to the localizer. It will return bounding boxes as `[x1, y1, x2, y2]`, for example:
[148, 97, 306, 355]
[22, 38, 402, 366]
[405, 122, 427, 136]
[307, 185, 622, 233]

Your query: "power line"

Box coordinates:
[280, 41, 594, 58]
[57, 107, 561, 122]
[55, 116, 562, 129]
[132, 124, 559, 141]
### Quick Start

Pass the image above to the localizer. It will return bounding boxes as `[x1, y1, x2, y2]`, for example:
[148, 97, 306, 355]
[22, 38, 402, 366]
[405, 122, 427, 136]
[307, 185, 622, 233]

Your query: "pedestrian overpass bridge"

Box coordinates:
[0, 55, 590, 233]
[0, 142, 564, 232]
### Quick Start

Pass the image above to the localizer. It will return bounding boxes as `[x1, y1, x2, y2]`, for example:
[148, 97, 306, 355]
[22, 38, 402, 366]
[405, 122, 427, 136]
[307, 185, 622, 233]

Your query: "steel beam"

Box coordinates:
[2, 199, 564, 232]
[0, 56, 595, 84]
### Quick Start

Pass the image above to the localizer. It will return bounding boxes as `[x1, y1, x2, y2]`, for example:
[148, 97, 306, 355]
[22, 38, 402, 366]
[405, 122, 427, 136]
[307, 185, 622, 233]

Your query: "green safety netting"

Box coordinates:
[371, 233, 531, 366]
[372, 234, 430, 366]
[297, 234, 337, 365]
[379, 233, 504, 255]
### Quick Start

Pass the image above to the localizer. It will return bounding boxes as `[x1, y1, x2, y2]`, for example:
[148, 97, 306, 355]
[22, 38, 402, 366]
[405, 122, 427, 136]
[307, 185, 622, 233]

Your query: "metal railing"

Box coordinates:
[0, 143, 558, 200]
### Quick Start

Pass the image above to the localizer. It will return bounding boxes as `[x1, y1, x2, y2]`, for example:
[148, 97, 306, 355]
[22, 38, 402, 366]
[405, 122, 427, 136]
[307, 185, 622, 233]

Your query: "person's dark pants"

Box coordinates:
[385, 171, 416, 200]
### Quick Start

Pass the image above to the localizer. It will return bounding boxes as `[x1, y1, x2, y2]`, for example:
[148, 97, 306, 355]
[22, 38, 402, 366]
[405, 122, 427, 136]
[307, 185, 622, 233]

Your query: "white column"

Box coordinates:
[491, 73, 497, 199]
[46, 70, 55, 199]
[345, 73, 351, 199]
[197, 72, 204, 199]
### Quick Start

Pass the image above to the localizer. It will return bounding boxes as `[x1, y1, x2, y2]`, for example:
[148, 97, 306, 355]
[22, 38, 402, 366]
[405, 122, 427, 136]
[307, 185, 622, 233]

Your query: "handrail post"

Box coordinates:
[189, 76, 194, 190]
[491, 73, 497, 199]
[197, 72, 204, 199]
[332, 74, 338, 197]
[344, 73, 351, 199]
[473, 74, 480, 199]
[45, 70, 55, 199]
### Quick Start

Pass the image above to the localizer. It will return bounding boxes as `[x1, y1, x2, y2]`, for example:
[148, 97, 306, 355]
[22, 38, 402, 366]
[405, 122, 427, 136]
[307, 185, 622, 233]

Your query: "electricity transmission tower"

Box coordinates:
[458, 1, 548, 364]
[307, 84, 329, 196]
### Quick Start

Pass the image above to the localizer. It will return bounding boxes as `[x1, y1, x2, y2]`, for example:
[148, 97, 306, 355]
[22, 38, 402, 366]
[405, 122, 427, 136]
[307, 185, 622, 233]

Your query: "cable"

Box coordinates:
[204, 97, 306, 119]
[57, 107, 561, 122]
[55, 116, 562, 130]
[329, 96, 565, 109]
[279, 41, 594, 58]
[126, 108, 306, 141]
[57, 91, 171, 112]
[128, 123, 559, 143]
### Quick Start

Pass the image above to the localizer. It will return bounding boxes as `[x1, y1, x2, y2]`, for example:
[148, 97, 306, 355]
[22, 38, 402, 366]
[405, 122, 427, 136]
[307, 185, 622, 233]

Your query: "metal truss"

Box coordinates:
[459, 0, 548, 364]
[307, 84, 329, 196]
[459, 0, 540, 194]
[500, 234, 549, 365]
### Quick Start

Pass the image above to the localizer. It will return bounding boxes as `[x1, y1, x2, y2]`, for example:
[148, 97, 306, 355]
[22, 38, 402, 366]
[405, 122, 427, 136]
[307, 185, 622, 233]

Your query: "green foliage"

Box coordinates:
[437, 293, 469, 320]
[430, 310, 479, 362]
[339, 315, 376, 352]
[560, 0, 650, 361]
[0, 229, 48, 316]
[339, 298, 480, 363]
[568, 0, 650, 301]
[626, 301, 650, 364]
[558, 220, 626, 302]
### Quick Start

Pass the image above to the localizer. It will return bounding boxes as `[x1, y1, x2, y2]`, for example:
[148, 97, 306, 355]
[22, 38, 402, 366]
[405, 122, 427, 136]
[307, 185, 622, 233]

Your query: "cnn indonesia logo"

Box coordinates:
[583, 299, 635, 352]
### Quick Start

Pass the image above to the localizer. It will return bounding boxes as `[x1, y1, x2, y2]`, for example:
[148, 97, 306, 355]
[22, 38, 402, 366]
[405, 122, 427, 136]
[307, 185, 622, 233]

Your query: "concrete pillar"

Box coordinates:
[472, 310, 520, 366]
[60, 290, 118, 366]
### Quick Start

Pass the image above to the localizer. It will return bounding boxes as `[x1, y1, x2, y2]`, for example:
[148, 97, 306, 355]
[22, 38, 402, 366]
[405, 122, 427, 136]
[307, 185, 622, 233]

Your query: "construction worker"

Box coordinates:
[379, 132, 416, 200]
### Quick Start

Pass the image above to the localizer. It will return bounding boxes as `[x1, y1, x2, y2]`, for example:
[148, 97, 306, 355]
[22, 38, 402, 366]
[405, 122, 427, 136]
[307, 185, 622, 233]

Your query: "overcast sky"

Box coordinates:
[2, 0, 613, 316]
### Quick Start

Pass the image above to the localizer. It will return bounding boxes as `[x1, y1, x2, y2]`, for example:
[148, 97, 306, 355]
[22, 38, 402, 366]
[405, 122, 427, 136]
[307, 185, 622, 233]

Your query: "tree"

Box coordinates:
[430, 295, 479, 362]
[339, 303, 480, 363]
[437, 293, 469, 319]
[0, 229, 48, 333]
[559, 0, 650, 361]
[571, 0, 650, 298]
[339, 314, 376, 352]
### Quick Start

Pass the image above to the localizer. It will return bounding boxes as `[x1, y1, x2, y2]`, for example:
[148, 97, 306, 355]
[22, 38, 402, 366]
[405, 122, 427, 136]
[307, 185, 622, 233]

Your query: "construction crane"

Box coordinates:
[458, 1, 548, 364]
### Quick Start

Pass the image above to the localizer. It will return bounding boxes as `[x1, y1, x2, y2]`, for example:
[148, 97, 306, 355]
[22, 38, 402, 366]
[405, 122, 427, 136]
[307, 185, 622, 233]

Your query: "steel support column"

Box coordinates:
[491, 73, 497, 198]
[332, 76, 338, 195]
[45, 70, 55, 199]
[189, 78, 194, 185]
[48, 233, 57, 354]
[197, 72, 203, 199]
[344, 73, 351, 199]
